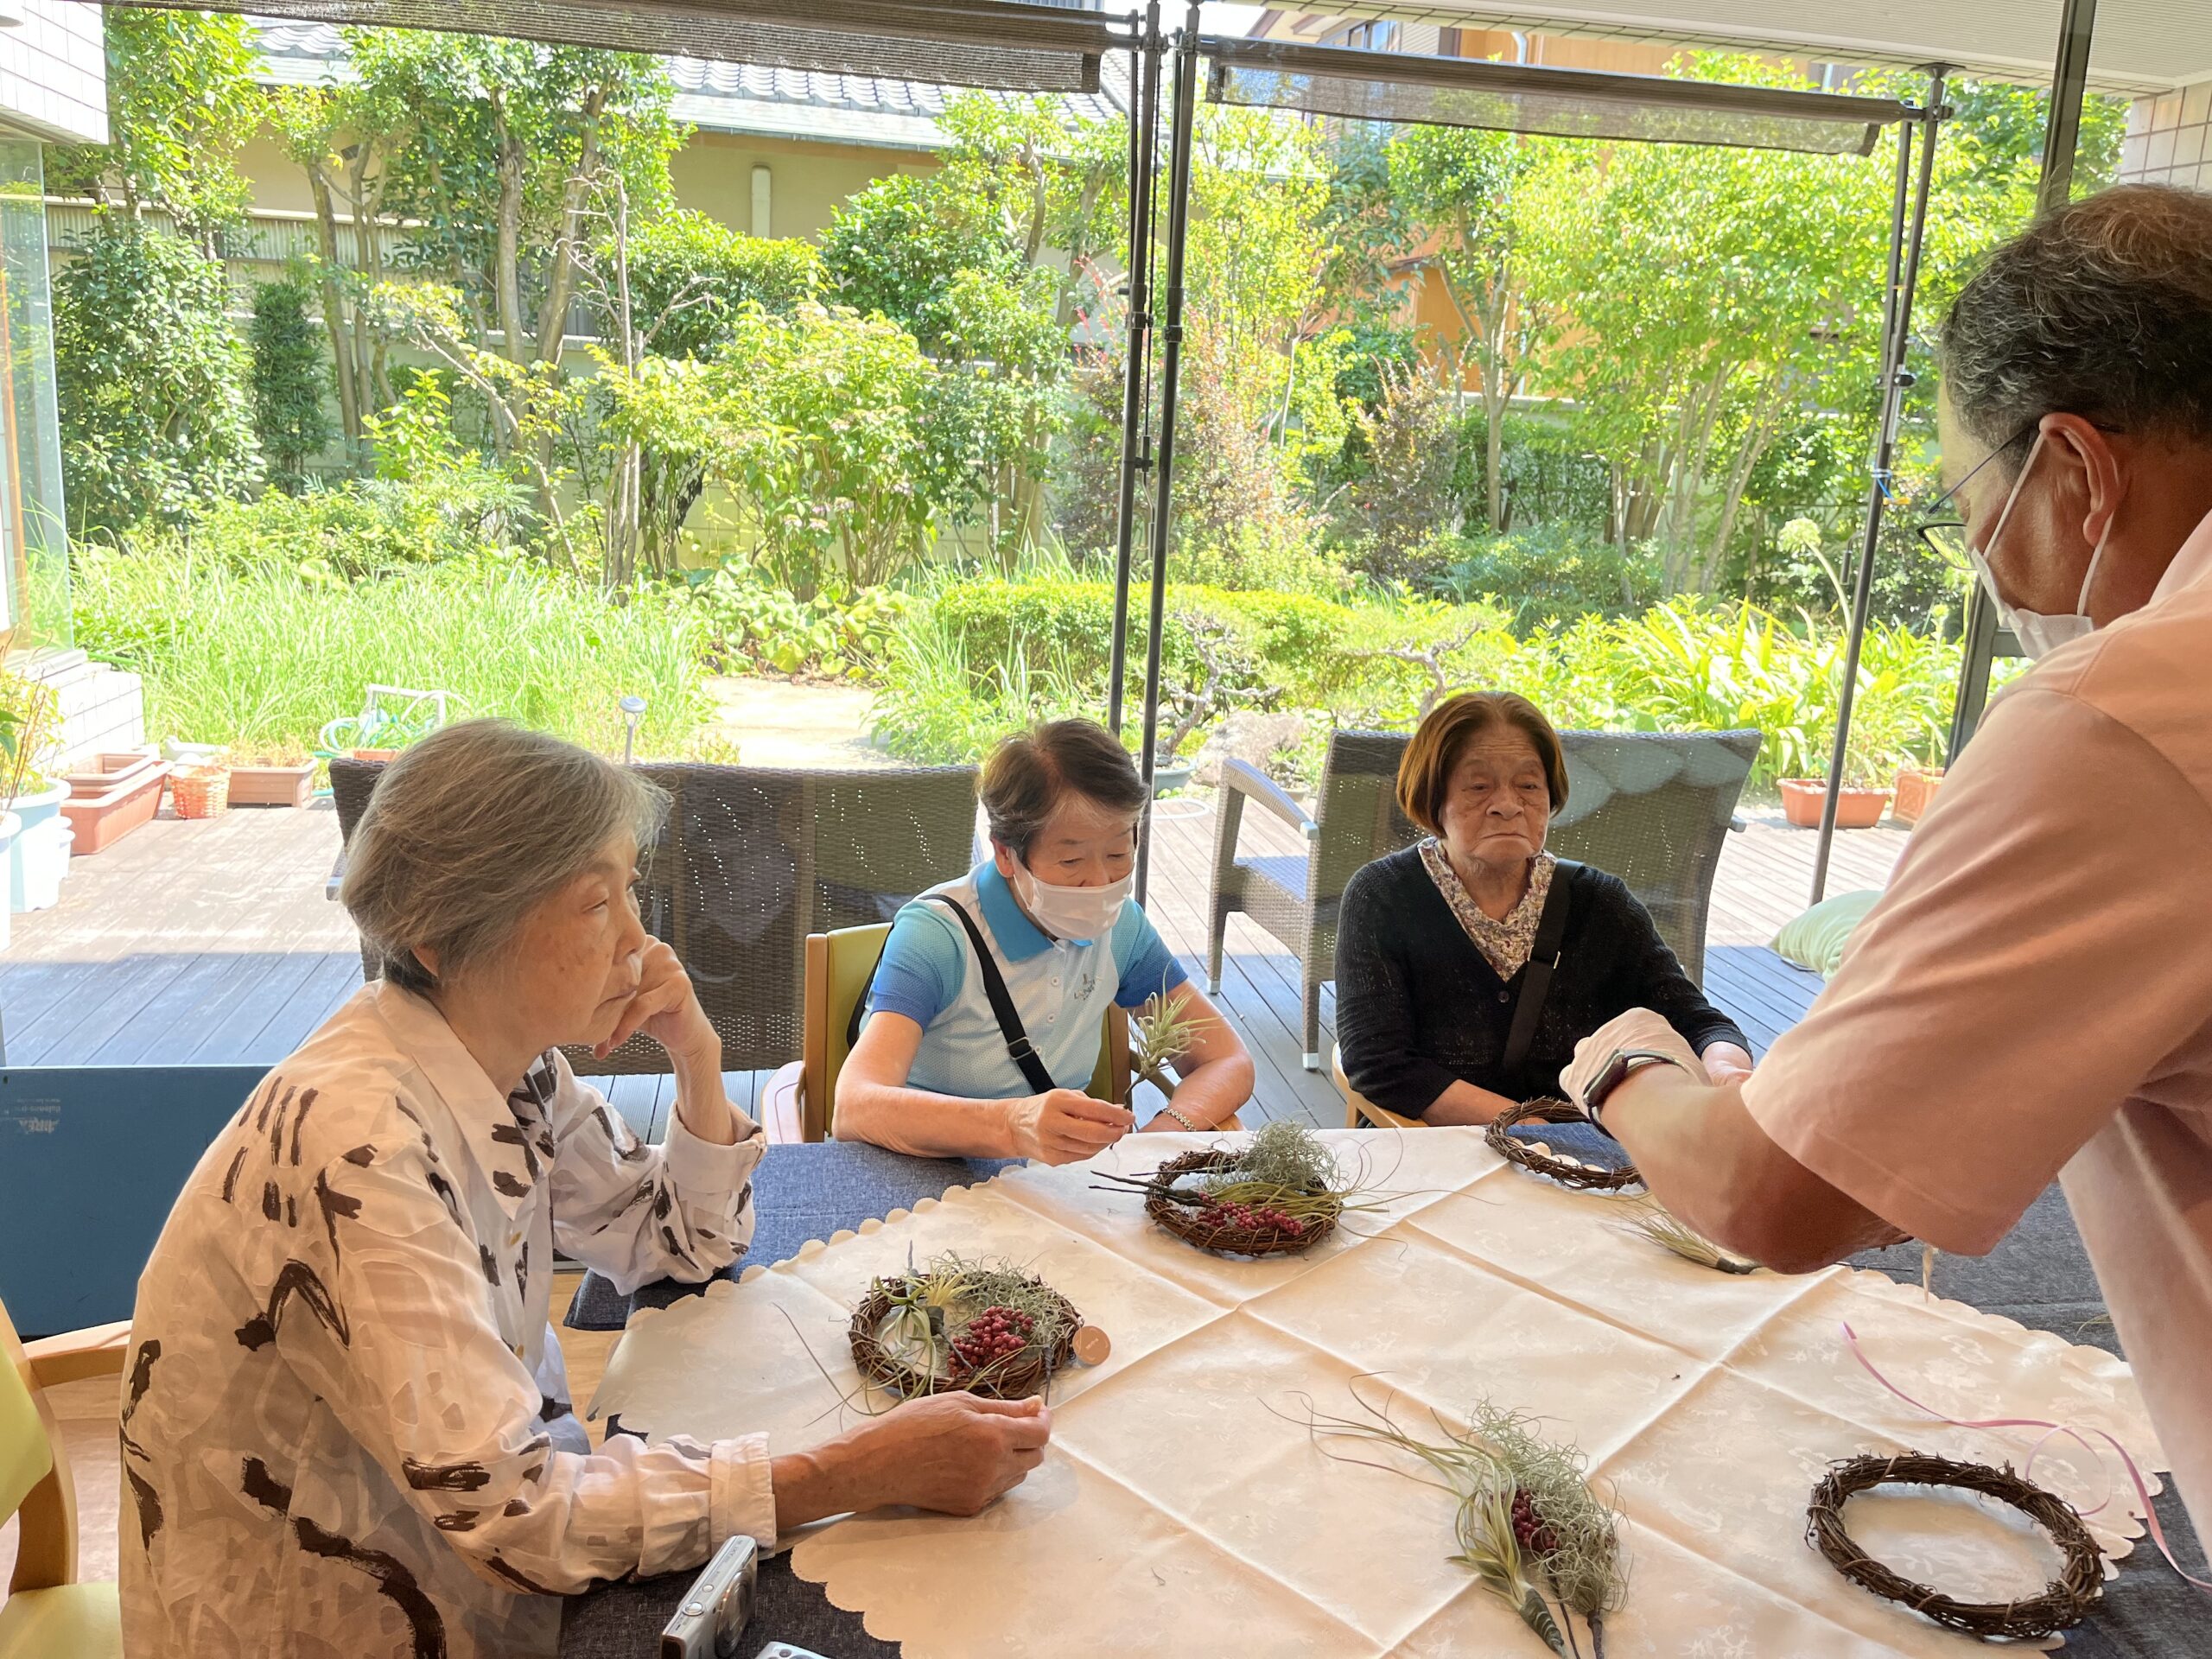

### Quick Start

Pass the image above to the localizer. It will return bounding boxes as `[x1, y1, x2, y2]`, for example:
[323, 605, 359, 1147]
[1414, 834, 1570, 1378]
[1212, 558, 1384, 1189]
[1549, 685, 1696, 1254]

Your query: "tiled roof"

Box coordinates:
[249, 17, 1129, 151]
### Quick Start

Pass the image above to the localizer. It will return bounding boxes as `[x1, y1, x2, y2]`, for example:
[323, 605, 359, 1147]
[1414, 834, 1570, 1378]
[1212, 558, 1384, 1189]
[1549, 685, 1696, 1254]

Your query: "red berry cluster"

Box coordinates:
[1209, 1199, 1306, 1236]
[950, 1306, 1035, 1374]
[1509, 1489, 1560, 1559]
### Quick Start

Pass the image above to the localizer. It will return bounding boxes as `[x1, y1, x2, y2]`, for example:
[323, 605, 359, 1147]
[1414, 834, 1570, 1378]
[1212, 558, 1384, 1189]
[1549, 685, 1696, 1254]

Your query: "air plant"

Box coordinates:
[1603, 1195, 1758, 1275]
[1094, 1120, 1395, 1237]
[1129, 979, 1205, 1097]
[1291, 1387, 1627, 1657]
[862, 1250, 1075, 1394]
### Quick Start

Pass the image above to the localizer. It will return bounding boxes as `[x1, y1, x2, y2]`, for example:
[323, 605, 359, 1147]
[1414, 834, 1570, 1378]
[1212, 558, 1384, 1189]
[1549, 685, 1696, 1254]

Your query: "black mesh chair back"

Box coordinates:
[1548, 729, 1761, 983]
[327, 756, 980, 1074]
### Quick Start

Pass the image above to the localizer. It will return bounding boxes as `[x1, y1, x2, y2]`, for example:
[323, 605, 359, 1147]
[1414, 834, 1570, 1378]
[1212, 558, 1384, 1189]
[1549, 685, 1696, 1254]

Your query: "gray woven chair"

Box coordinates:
[1205, 727, 1762, 1068]
[329, 757, 980, 1074]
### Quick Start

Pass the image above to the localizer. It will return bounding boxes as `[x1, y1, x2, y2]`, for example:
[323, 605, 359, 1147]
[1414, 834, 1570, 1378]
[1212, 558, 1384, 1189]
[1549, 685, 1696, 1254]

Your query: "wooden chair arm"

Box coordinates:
[26, 1319, 131, 1389]
[1217, 759, 1317, 837]
[1330, 1044, 1425, 1131]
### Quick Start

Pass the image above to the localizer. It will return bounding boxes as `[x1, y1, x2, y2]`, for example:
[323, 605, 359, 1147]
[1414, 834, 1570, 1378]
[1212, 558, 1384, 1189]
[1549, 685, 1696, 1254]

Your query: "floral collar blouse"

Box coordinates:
[119, 980, 771, 1658]
[1418, 839, 1557, 981]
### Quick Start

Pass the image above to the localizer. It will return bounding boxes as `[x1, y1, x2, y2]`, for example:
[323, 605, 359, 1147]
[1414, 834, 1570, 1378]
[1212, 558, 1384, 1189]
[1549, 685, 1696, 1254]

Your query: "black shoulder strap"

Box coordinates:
[1501, 860, 1579, 1077]
[846, 894, 1057, 1096]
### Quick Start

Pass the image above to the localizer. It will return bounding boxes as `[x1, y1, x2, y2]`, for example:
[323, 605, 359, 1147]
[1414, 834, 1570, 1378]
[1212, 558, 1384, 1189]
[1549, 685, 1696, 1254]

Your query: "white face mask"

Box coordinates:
[1007, 856, 1130, 942]
[1968, 431, 2111, 661]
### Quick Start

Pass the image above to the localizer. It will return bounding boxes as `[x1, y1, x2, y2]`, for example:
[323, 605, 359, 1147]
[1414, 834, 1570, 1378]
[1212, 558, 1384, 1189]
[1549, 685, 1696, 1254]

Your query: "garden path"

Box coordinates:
[701, 676, 889, 768]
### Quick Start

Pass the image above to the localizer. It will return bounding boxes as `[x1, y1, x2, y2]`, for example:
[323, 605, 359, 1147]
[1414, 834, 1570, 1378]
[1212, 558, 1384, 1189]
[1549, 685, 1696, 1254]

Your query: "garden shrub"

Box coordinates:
[155, 464, 527, 579]
[1419, 525, 1661, 626]
[56, 221, 262, 535]
[695, 565, 915, 678]
[249, 271, 336, 493]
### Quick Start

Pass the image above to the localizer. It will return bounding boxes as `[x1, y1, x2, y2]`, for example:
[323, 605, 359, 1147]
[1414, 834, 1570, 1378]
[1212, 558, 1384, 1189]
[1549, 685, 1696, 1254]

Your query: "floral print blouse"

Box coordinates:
[118, 980, 769, 1658]
[1418, 838, 1557, 980]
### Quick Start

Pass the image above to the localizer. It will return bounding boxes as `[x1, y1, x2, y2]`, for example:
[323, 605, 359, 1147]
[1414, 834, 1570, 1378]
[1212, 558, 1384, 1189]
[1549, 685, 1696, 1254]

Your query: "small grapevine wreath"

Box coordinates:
[1486, 1098, 1643, 1193]
[848, 1253, 1078, 1402]
[1096, 1122, 1359, 1258]
[1807, 1452, 2104, 1640]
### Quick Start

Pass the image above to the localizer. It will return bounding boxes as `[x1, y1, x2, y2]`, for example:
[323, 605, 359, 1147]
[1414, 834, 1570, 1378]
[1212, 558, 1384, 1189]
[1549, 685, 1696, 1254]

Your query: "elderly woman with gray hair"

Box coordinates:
[119, 721, 1050, 1659]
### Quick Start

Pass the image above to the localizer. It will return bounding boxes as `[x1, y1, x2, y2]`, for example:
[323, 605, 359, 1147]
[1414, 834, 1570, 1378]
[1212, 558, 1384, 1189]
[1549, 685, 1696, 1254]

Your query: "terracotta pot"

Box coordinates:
[63, 747, 162, 796]
[1780, 778, 1893, 830]
[1891, 767, 1945, 827]
[230, 761, 315, 808]
[61, 756, 171, 855]
[169, 766, 231, 820]
[352, 747, 401, 763]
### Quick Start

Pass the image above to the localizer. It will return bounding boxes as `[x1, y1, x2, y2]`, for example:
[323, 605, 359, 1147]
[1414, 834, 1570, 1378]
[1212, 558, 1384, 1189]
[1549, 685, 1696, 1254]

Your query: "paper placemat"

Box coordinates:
[589, 1130, 2166, 1657]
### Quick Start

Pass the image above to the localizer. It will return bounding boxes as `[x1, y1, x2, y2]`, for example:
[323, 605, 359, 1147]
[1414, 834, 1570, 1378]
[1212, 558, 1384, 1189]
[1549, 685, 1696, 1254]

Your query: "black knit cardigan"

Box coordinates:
[1335, 846, 1748, 1120]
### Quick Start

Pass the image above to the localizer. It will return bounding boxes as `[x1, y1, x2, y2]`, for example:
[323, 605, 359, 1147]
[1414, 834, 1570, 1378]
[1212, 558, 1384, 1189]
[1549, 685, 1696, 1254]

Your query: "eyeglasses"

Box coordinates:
[1899, 420, 2041, 577]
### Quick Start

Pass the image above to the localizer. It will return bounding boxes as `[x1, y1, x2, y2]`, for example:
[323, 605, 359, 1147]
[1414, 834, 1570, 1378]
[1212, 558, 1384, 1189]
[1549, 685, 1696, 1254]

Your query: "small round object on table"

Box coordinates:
[1486, 1097, 1643, 1192]
[1806, 1451, 2104, 1640]
[1071, 1325, 1111, 1366]
[848, 1274, 1079, 1402]
[1143, 1149, 1338, 1257]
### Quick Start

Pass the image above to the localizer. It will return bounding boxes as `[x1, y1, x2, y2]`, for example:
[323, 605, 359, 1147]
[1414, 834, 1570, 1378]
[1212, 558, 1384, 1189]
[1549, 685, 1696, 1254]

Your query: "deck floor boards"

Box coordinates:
[0, 785, 1908, 1132]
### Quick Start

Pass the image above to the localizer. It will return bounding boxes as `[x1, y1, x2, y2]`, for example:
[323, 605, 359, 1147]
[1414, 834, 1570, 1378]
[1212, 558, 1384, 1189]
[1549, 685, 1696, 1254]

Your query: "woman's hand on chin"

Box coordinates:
[595, 938, 717, 1065]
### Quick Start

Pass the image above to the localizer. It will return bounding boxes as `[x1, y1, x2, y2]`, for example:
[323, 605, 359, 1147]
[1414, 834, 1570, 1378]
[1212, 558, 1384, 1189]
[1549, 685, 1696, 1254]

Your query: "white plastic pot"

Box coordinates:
[10, 779, 71, 912]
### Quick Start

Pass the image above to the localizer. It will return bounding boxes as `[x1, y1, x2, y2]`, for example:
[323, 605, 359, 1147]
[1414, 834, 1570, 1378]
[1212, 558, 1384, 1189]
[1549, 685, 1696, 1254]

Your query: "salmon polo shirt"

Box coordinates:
[1743, 506, 2212, 1540]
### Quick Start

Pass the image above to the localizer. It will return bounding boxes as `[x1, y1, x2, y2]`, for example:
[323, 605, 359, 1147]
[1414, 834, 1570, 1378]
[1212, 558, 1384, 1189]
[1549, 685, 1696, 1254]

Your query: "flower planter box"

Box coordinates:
[1891, 767, 1945, 828]
[229, 762, 315, 809]
[10, 779, 71, 911]
[351, 747, 400, 763]
[61, 753, 171, 855]
[1780, 778, 1893, 830]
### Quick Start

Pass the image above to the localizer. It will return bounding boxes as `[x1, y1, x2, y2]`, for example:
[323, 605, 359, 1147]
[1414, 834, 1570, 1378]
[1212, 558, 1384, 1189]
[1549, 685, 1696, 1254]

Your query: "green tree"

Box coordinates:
[1389, 125, 1535, 532]
[56, 223, 261, 535]
[50, 9, 262, 253]
[251, 272, 338, 493]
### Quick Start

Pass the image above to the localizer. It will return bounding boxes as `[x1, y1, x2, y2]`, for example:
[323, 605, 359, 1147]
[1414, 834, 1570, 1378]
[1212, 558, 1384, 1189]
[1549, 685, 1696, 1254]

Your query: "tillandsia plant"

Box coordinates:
[1293, 1387, 1627, 1658]
[1093, 1120, 1392, 1249]
[1602, 1194, 1758, 1275]
[858, 1250, 1077, 1400]
[1129, 977, 1204, 1098]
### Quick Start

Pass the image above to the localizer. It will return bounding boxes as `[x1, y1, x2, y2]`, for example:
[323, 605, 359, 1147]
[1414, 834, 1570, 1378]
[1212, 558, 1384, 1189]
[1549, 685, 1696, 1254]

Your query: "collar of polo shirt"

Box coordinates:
[977, 860, 1072, 956]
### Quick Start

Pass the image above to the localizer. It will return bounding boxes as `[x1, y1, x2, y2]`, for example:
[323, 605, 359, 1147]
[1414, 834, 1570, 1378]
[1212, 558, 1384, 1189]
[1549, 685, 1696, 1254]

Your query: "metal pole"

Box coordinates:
[1106, 2, 1162, 734]
[1944, 0, 2096, 760]
[1811, 69, 1948, 904]
[1133, 3, 1198, 906]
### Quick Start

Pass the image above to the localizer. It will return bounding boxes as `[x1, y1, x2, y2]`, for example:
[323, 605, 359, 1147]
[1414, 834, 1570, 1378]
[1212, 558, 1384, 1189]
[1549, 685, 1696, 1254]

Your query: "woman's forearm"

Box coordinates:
[1420, 1078, 1520, 1125]
[834, 1079, 1016, 1160]
[1149, 1052, 1253, 1128]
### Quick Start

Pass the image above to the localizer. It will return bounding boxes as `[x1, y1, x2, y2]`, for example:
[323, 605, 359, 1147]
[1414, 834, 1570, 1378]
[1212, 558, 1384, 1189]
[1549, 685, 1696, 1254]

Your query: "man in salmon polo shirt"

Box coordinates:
[1558, 183, 2212, 1541]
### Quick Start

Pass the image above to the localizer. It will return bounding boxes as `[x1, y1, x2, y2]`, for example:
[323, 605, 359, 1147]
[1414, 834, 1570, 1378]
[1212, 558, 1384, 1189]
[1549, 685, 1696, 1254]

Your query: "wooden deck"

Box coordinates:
[0, 789, 1910, 1134]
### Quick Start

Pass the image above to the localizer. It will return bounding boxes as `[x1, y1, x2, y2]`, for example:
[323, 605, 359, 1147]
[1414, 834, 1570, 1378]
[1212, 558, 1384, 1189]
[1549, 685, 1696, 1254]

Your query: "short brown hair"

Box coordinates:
[1395, 692, 1568, 836]
[981, 718, 1146, 858]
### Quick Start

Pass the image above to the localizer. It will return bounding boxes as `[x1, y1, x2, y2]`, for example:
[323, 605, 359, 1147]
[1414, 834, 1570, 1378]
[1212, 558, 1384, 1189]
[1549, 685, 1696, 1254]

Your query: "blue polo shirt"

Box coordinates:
[864, 860, 1186, 1099]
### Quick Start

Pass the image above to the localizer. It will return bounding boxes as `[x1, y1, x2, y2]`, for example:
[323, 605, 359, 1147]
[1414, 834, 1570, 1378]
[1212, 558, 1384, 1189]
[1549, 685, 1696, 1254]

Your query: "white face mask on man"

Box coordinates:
[1969, 430, 2112, 661]
[1007, 856, 1130, 942]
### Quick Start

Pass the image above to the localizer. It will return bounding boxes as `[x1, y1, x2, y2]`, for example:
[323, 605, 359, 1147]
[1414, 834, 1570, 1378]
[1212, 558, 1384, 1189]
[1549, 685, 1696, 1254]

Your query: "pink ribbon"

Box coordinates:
[1841, 1321, 2212, 1594]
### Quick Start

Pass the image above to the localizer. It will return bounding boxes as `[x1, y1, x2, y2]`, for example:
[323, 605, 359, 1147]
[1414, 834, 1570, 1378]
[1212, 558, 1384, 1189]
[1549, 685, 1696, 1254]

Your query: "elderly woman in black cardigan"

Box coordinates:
[1337, 692, 1752, 1124]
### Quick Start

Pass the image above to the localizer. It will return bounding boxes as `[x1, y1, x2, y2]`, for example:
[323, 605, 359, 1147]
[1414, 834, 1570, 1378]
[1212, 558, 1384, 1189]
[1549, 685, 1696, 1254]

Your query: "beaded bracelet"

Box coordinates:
[1157, 1105, 1205, 1132]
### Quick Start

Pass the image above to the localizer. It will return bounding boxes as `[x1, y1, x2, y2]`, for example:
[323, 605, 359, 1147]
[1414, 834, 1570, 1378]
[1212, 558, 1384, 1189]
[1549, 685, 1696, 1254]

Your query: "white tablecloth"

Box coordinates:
[590, 1130, 2167, 1657]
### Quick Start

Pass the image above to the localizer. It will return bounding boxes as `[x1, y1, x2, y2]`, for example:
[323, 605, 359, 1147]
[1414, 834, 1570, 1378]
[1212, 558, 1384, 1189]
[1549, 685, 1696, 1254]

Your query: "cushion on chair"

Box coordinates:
[1771, 888, 1882, 977]
[0, 1581, 124, 1659]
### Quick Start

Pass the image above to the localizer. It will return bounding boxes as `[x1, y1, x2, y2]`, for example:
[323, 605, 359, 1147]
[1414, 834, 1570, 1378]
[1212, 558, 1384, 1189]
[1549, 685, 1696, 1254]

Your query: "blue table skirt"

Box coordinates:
[561, 1135, 2209, 1658]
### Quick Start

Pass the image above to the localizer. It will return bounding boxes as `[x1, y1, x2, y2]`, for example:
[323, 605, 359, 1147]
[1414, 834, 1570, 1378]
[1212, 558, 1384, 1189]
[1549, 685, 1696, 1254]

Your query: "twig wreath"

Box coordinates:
[1807, 1452, 2103, 1641]
[1095, 1121, 1385, 1257]
[847, 1252, 1078, 1402]
[1485, 1099, 1643, 1192]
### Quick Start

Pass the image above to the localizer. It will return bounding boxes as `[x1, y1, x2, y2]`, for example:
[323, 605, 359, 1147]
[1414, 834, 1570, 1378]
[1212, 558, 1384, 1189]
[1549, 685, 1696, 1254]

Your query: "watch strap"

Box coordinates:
[1585, 1047, 1688, 1129]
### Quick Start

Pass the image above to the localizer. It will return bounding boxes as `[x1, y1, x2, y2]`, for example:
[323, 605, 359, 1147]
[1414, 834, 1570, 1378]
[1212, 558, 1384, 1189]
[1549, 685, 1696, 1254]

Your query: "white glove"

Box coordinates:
[1560, 1008, 1707, 1116]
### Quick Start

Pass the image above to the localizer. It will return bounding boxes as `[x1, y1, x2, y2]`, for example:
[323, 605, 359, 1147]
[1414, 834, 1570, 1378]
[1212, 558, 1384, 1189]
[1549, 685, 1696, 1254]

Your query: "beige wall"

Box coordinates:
[2119, 83, 2212, 192]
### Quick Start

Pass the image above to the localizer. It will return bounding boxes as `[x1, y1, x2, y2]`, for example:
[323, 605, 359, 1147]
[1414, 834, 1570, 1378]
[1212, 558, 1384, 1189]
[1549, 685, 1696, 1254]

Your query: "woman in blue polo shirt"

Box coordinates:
[835, 718, 1255, 1163]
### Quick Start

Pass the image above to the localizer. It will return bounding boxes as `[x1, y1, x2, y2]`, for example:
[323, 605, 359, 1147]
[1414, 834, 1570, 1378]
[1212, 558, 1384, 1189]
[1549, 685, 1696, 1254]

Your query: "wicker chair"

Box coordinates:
[328, 758, 981, 1074]
[1206, 728, 1762, 1069]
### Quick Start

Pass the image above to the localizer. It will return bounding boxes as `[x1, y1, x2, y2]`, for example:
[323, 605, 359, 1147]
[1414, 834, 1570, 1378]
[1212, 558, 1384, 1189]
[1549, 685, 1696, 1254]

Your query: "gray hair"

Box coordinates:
[1941, 183, 2212, 467]
[340, 719, 668, 994]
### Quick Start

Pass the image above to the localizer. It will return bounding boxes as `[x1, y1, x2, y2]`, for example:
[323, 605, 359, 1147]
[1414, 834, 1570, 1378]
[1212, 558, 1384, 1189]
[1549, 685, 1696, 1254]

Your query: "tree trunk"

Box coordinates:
[490, 93, 527, 369]
[305, 166, 362, 446]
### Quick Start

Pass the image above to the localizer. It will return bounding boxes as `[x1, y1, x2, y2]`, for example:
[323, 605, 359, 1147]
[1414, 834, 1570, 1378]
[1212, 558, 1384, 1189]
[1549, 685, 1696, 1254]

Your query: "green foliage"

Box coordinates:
[621, 212, 823, 356]
[869, 601, 1095, 766]
[49, 9, 262, 247]
[73, 540, 708, 756]
[55, 222, 261, 537]
[823, 174, 1016, 341]
[1418, 527, 1660, 627]
[165, 465, 527, 582]
[250, 273, 337, 493]
[694, 565, 915, 677]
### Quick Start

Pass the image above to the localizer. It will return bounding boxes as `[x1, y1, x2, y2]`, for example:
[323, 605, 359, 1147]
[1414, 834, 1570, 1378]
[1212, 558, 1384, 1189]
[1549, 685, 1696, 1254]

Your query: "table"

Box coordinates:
[562, 1139, 2208, 1659]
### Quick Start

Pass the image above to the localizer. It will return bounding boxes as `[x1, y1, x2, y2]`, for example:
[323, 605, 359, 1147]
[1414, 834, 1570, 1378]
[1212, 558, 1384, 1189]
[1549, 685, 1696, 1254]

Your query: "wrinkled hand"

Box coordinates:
[596, 938, 715, 1065]
[846, 1393, 1051, 1516]
[1560, 1007, 1706, 1114]
[1006, 1088, 1133, 1164]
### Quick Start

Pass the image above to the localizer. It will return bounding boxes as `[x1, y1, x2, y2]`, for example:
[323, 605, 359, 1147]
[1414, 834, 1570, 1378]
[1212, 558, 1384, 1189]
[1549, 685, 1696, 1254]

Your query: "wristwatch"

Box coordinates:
[1582, 1047, 1688, 1133]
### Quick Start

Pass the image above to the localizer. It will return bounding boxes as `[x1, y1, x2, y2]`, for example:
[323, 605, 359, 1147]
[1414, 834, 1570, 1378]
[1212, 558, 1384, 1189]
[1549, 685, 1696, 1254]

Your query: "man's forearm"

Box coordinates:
[1602, 1069, 1902, 1273]
[1155, 1054, 1252, 1128]
[836, 1081, 1016, 1160]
